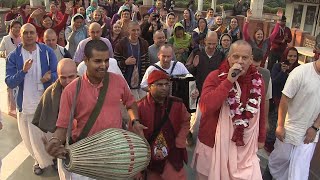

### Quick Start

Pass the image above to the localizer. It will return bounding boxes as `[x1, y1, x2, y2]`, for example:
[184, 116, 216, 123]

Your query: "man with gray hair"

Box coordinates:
[192, 40, 266, 180]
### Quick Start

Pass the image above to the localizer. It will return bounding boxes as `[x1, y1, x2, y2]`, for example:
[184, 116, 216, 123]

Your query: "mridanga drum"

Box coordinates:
[63, 128, 151, 180]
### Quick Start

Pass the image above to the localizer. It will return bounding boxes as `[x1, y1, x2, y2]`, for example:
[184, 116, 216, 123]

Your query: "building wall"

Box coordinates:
[285, 1, 320, 36]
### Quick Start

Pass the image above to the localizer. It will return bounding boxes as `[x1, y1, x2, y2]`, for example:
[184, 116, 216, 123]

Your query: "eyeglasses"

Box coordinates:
[151, 83, 170, 88]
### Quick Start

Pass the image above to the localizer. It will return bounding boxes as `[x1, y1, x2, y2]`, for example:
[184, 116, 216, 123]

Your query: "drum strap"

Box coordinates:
[152, 61, 178, 76]
[148, 98, 173, 144]
[77, 73, 110, 141]
[67, 77, 82, 145]
[67, 73, 110, 144]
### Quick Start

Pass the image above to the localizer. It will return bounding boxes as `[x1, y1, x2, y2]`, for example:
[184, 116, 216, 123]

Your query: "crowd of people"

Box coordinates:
[1, 0, 320, 180]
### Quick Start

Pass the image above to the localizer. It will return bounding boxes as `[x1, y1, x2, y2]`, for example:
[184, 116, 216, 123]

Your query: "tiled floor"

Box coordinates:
[0, 113, 59, 180]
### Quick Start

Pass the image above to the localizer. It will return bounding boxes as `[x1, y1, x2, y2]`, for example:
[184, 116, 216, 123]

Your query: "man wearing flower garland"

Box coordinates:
[192, 40, 266, 180]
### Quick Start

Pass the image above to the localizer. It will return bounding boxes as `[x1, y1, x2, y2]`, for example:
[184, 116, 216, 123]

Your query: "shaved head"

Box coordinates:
[228, 40, 252, 57]
[57, 58, 78, 87]
[44, 28, 57, 49]
[153, 30, 166, 47]
[21, 23, 36, 32]
[206, 31, 218, 39]
[21, 23, 37, 46]
[88, 22, 102, 40]
[89, 22, 101, 30]
[205, 31, 218, 54]
[44, 28, 57, 37]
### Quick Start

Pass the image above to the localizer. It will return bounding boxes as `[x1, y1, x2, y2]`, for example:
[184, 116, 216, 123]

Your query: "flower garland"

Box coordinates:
[219, 69, 262, 146]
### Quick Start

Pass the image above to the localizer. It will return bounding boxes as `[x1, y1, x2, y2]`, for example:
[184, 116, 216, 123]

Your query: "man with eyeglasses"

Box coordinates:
[5, 23, 58, 175]
[134, 70, 190, 180]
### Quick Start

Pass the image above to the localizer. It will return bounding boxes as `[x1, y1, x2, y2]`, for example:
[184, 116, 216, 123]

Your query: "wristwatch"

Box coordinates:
[311, 125, 319, 132]
[131, 119, 140, 126]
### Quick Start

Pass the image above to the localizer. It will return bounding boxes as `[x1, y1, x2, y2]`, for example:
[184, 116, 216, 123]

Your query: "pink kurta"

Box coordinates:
[208, 83, 262, 180]
[56, 73, 135, 141]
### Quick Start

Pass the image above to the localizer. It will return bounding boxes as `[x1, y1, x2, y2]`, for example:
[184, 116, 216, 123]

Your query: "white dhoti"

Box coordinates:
[17, 112, 53, 168]
[190, 104, 202, 139]
[268, 139, 316, 180]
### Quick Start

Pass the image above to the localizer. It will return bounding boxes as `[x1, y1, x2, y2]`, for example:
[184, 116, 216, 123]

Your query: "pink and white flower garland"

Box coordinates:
[226, 71, 262, 146]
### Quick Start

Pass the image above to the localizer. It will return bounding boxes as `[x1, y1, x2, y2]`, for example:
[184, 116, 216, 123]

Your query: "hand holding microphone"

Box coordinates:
[231, 69, 241, 77]
[227, 63, 243, 83]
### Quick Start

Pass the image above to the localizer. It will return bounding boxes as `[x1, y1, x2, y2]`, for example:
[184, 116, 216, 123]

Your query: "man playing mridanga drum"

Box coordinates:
[134, 70, 190, 180]
[44, 40, 146, 179]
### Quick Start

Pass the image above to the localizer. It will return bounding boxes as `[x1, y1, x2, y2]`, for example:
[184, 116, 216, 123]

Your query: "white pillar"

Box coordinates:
[44, 0, 50, 12]
[250, 0, 264, 19]
[198, 0, 203, 11]
[30, 0, 42, 7]
[211, 0, 216, 13]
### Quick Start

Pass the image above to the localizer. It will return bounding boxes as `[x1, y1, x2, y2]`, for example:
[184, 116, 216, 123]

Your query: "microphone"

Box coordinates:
[231, 69, 241, 77]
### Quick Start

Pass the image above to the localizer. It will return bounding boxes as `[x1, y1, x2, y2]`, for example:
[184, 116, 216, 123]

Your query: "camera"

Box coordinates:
[282, 60, 290, 65]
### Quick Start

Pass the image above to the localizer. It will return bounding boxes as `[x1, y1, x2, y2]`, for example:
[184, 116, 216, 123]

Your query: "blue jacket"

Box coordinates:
[5, 43, 58, 112]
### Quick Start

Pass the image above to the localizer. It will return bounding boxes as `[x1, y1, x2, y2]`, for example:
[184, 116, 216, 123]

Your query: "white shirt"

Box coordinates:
[140, 61, 190, 88]
[282, 63, 320, 145]
[0, 34, 20, 57]
[21, 45, 44, 114]
[77, 58, 124, 78]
